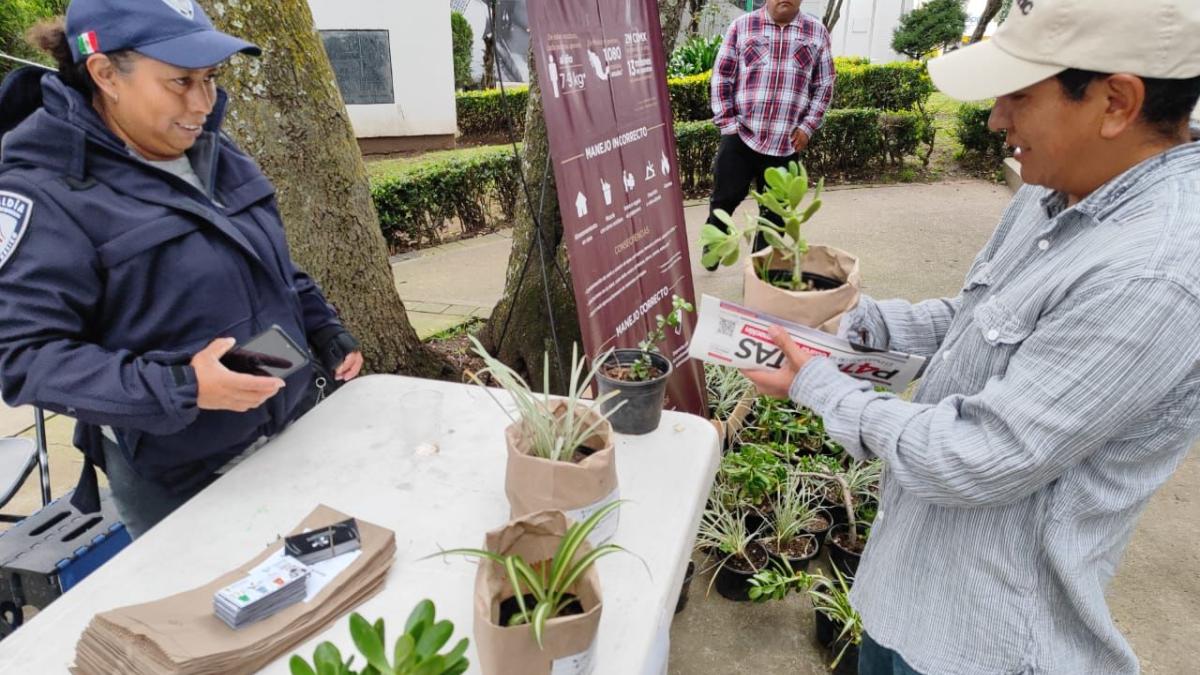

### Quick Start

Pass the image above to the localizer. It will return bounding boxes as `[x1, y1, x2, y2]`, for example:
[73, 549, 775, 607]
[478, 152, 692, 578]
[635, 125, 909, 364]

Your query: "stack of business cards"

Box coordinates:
[213, 555, 310, 629]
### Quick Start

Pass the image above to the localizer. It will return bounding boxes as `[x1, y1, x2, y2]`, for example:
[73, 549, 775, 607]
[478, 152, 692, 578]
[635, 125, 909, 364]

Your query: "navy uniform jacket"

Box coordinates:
[0, 70, 344, 494]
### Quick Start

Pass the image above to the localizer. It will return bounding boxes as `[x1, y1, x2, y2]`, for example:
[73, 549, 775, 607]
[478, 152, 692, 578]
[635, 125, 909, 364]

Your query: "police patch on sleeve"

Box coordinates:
[0, 191, 33, 272]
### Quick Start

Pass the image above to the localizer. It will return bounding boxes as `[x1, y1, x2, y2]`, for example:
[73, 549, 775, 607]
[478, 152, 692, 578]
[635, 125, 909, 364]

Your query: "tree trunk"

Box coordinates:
[822, 0, 845, 32]
[196, 0, 452, 379]
[480, 0, 688, 393]
[481, 27, 497, 89]
[658, 0, 687, 53]
[970, 0, 1003, 43]
[687, 0, 706, 36]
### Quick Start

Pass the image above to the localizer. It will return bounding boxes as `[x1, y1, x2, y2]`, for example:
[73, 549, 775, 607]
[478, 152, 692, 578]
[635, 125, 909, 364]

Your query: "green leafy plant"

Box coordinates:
[810, 568, 863, 669]
[450, 11, 474, 90]
[666, 34, 722, 78]
[699, 161, 824, 291]
[891, 0, 967, 61]
[770, 472, 824, 550]
[955, 101, 1007, 162]
[747, 556, 814, 602]
[623, 294, 694, 381]
[704, 363, 755, 422]
[433, 501, 626, 648]
[288, 600, 468, 675]
[468, 337, 621, 462]
[748, 565, 863, 670]
[695, 495, 762, 589]
[721, 444, 787, 505]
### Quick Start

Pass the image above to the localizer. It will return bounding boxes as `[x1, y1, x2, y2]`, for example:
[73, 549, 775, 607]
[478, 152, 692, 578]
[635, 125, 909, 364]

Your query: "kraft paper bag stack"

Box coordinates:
[71, 505, 395, 675]
[504, 401, 620, 545]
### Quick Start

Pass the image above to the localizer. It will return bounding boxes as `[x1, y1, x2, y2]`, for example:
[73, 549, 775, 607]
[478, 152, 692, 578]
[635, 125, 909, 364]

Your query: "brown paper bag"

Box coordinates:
[71, 505, 395, 675]
[504, 401, 619, 543]
[473, 510, 603, 675]
[742, 244, 861, 334]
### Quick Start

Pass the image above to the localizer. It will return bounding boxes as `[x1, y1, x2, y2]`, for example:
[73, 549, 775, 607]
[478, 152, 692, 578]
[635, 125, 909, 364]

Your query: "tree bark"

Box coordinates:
[196, 0, 453, 379]
[480, 0, 688, 392]
[822, 0, 846, 32]
[481, 27, 497, 89]
[970, 0, 1004, 43]
[686, 0, 706, 36]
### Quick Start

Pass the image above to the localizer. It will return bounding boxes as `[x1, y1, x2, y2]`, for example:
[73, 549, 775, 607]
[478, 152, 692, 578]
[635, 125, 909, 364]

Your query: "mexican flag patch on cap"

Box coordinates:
[77, 31, 99, 56]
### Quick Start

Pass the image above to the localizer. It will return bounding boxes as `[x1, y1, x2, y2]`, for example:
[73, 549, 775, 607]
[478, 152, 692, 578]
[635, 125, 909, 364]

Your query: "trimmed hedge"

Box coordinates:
[832, 61, 933, 112]
[955, 102, 1007, 161]
[456, 61, 934, 136]
[456, 86, 530, 138]
[675, 109, 934, 197]
[374, 109, 932, 249]
[371, 148, 521, 252]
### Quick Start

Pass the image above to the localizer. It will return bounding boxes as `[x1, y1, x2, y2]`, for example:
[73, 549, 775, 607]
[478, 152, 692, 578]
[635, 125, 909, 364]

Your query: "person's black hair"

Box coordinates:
[1056, 68, 1200, 139]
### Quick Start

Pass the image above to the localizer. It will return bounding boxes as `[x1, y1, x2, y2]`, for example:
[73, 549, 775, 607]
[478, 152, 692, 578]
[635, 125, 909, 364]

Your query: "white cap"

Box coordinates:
[928, 0, 1200, 101]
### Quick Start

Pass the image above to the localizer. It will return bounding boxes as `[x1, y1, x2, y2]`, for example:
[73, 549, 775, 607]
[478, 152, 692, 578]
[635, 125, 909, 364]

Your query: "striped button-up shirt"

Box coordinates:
[790, 138, 1200, 674]
[710, 9, 835, 157]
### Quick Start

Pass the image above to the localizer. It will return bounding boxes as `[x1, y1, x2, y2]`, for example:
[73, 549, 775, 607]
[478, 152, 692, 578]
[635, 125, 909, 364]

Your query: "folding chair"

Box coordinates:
[0, 408, 50, 522]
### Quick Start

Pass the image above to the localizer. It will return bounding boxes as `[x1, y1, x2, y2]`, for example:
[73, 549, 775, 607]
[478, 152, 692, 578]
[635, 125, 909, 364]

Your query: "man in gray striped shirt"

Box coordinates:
[743, 1, 1200, 673]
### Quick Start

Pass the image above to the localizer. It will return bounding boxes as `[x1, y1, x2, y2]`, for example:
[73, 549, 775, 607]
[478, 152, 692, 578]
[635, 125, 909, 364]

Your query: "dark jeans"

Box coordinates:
[101, 437, 207, 540]
[705, 133, 799, 253]
[859, 632, 924, 675]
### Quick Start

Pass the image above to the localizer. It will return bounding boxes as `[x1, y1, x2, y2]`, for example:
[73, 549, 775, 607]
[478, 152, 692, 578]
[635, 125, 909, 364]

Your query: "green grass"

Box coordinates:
[425, 317, 487, 342]
[366, 143, 520, 179]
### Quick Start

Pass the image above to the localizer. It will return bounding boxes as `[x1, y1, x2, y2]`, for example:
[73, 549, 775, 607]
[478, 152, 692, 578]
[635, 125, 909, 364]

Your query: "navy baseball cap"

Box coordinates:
[65, 0, 260, 69]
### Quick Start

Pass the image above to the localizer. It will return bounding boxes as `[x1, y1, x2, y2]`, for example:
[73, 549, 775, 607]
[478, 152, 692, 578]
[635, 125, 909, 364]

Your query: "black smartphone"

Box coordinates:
[220, 325, 310, 379]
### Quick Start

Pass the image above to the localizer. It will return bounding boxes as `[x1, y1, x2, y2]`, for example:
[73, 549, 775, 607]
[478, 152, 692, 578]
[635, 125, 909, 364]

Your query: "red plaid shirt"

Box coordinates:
[711, 9, 836, 157]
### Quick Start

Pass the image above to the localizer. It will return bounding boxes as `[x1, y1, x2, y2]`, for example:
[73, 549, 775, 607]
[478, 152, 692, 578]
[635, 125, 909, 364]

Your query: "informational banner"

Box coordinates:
[689, 296, 926, 392]
[528, 0, 706, 416]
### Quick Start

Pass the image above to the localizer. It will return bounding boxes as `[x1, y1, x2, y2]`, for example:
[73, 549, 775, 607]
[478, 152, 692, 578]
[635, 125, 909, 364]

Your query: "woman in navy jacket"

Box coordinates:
[0, 0, 363, 537]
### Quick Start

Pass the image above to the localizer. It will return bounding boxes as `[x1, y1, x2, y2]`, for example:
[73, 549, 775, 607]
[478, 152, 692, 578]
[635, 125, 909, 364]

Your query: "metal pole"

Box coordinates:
[33, 408, 50, 507]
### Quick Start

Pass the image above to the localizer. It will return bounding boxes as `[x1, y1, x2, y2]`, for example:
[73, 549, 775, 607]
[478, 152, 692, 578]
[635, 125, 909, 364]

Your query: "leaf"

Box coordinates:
[289, 656, 318, 675]
[762, 229, 788, 253]
[411, 656, 447, 675]
[444, 637, 470, 666]
[415, 619, 454, 659]
[800, 198, 822, 223]
[787, 176, 807, 208]
[784, 218, 800, 244]
[530, 597, 556, 649]
[756, 192, 790, 219]
[393, 634, 416, 670]
[405, 599, 434, 636]
[313, 643, 343, 672]
[548, 501, 623, 594]
[350, 613, 392, 673]
[763, 166, 786, 191]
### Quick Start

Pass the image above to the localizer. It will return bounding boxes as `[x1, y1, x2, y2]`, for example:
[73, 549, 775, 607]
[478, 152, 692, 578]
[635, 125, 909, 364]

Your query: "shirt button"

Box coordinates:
[1038, 239, 1050, 251]
[942, 350, 952, 361]
[986, 329, 1000, 341]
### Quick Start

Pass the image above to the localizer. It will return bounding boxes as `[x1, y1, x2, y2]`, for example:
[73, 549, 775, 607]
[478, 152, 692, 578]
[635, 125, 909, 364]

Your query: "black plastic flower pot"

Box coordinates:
[763, 269, 844, 292]
[713, 542, 768, 602]
[831, 640, 860, 675]
[674, 560, 696, 614]
[801, 509, 833, 557]
[828, 523, 866, 581]
[814, 609, 837, 648]
[595, 349, 673, 435]
[762, 534, 819, 572]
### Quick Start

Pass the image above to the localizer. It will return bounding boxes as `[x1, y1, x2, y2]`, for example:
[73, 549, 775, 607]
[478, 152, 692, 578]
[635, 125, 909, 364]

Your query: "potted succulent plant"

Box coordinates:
[289, 600, 469, 675]
[434, 504, 626, 674]
[823, 460, 881, 580]
[594, 294, 694, 435]
[470, 338, 623, 544]
[699, 162, 861, 332]
[695, 497, 767, 602]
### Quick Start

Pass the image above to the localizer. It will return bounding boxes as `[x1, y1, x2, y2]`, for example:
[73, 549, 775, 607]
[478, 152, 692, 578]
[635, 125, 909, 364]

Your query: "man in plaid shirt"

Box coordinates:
[703, 0, 835, 268]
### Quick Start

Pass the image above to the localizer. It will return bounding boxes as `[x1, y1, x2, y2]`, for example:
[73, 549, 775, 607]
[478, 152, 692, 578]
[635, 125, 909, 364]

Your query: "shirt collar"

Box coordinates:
[757, 7, 805, 30]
